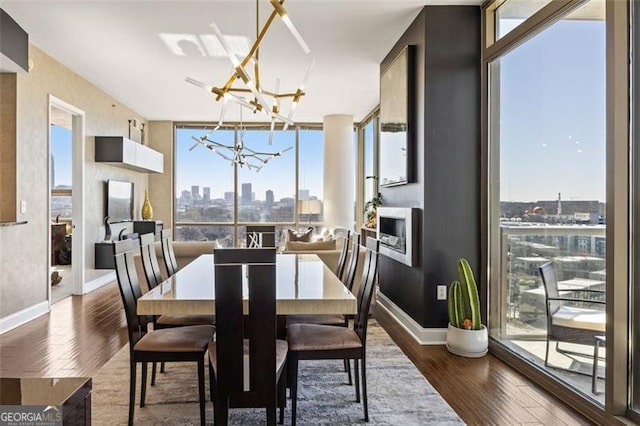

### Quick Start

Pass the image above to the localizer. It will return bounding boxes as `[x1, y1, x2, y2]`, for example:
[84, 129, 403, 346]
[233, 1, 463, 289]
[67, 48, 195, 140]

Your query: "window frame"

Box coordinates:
[482, 0, 629, 421]
[173, 122, 323, 245]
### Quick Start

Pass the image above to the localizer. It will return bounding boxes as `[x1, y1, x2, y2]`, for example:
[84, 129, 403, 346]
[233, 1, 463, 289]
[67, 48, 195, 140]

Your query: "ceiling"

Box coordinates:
[2, 0, 482, 123]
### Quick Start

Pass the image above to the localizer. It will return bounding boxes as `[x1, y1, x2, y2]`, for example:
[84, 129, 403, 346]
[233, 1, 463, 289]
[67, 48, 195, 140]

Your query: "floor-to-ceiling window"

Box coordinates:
[487, 0, 608, 407]
[175, 124, 323, 248]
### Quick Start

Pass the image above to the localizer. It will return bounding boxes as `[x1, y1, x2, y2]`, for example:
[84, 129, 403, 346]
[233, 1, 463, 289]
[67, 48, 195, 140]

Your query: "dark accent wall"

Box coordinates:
[0, 9, 29, 72]
[378, 6, 481, 328]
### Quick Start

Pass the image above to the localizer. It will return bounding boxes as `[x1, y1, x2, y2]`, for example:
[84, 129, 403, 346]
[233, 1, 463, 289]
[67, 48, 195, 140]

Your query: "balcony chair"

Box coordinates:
[138, 232, 215, 382]
[538, 262, 606, 383]
[245, 225, 276, 248]
[287, 237, 379, 425]
[112, 239, 214, 426]
[208, 247, 287, 425]
[160, 228, 179, 276]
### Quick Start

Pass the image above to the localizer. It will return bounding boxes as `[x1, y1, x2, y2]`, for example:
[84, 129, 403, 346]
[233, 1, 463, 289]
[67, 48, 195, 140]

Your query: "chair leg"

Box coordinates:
[354, 358, 361, 403]
[267, 396, 276, 426]
[346, 359, 352, 385]
[208, 362, 215, 402]
[128, 361, 136, 426]
[544, 339, 551, 367]
[151, 362, 157, 386]
[362, 354, 368, 422]
[160, 361, 166, 373]
[214, 391, 228, 426]
[198, 359, 205, 426]
[140, 362, 148, 407]
[290, 353, 299, 426]
[278, 366, 286, 425]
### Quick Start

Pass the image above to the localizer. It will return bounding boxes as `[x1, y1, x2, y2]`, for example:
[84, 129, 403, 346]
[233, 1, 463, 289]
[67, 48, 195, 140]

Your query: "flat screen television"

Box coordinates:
[106, 180, 134, 222]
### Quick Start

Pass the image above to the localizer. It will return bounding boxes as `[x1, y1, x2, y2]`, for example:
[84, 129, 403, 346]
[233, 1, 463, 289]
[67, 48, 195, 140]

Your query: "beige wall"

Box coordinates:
[0, 45, 150, 318]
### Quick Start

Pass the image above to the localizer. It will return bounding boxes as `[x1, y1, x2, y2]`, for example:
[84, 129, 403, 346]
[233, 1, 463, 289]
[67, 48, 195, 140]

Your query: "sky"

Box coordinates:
[498, 16, 605, 203]
[51, 125, 72, 187]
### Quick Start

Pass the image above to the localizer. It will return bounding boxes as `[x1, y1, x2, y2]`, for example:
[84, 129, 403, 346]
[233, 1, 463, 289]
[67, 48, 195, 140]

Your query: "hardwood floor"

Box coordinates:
[0, 282, 592, 425]
[0, 282, 128, 378]
[375, 306, 593, 426]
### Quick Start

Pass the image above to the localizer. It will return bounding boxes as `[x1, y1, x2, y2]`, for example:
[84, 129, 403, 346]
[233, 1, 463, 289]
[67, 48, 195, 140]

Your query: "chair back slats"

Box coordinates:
[214, 248, 277, 398]
[343, 233, 361, 291]
[354, 237, 379, 342]
[113, 239, 151, 348]
[161, 229, 178, 276]
[539, 262, 561, 315]
[335, 229, 351, 281]
[246, 225, 276, 248]
[140, 233, 163, 290]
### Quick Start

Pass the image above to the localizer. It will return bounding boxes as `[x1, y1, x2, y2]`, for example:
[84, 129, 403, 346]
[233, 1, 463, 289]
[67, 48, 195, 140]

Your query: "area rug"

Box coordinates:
[92, 321, 464, 425]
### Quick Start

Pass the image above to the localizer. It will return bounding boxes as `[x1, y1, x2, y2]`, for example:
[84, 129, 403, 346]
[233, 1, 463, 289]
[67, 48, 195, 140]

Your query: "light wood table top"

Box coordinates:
[137, 254, 356, 316]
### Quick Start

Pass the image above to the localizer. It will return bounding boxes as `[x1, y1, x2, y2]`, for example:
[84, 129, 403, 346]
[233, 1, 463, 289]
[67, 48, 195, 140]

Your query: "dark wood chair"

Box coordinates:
[334, 228, 351, 281]
[208, 248, 287, 425]
[138, 233, 215, 382]
[160, 229, 179, 276]
[112, 238, 214, 426]
[539, 262, 606, 376]
[245, 225, 276, 248]
[287, 237, 379, 425]
[287, 233, 361, 327]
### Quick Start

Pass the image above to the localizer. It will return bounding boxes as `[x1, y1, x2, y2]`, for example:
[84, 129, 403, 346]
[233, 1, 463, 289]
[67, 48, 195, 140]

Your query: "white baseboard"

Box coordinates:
[83, 271, 116, 294]
[0, 301, 49, 334]
[376, 292, 447, 345]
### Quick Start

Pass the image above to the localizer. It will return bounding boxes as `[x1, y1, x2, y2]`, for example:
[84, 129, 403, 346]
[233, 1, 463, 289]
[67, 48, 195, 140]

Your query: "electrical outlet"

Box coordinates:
[437, 285, 447, 300]
[20, 200, 27, 214]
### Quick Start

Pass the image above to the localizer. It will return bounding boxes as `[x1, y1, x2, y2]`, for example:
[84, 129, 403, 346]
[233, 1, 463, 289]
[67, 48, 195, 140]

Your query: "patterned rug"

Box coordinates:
[91, 321, 464, 425]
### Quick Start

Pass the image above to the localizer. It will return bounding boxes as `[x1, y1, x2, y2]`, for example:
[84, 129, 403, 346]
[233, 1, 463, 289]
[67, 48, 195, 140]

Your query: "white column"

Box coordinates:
[323, 114, 354, 229]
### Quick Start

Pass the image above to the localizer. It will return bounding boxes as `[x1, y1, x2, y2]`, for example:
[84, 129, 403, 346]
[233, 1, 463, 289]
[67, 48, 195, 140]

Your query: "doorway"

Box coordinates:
[48, 96, 85, 305]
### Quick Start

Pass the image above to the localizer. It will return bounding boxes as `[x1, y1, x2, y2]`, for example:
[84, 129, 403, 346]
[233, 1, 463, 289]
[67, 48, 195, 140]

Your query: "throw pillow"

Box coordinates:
[287, 227, 314, 243]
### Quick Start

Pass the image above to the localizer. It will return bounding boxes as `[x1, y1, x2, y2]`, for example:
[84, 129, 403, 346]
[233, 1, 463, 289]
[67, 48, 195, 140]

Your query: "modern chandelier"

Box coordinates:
[186, 0, 314, 144]
[189, 106, 293, 172]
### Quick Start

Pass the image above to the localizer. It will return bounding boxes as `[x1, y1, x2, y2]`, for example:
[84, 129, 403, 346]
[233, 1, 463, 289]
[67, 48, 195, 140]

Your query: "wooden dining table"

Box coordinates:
[137, 253, 357, 317]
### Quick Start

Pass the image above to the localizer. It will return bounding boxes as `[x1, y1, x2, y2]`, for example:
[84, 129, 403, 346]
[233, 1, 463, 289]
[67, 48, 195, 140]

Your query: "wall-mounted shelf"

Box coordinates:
[95, 136, 163, 173]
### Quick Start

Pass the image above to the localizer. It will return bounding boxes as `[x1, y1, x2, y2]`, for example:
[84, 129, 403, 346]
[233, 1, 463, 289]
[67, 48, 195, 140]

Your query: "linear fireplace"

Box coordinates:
[376, 207, 419, 267]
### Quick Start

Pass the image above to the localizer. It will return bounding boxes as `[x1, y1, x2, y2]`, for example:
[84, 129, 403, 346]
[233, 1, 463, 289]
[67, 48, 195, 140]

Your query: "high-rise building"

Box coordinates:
[224, 191, 234, 204]
[203, 187, 211, 203]
[265, 190, 274, 208]
[241, 183, 252, 205]
[298, 189, 310, 200]
[191, 185, 200, 200]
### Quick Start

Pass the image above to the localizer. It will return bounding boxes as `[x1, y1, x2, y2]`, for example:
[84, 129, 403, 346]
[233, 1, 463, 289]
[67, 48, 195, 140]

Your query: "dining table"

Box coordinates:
[136, 253, 357, 317]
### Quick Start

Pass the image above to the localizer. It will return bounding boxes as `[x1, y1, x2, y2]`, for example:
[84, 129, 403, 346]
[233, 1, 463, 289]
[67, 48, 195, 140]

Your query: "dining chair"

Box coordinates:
[334, 228, 351, 281]
[139, 232, 215, 382]
[161, 228, 179, 276]
[245, 225, 276, 248]
[208, 247, 287, 426]
[112, 238, 214, 426]
[287, 237, 379, 425]
[538, 262, 605, 382]
[287, 233, 361, 326]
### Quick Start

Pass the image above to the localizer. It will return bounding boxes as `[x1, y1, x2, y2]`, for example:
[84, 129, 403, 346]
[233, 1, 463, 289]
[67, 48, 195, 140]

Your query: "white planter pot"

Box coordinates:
[446, 323, 488, 358]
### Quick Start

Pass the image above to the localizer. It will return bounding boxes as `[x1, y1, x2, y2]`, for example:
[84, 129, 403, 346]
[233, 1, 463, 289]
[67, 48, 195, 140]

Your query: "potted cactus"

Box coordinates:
[446, 258, 488, 357]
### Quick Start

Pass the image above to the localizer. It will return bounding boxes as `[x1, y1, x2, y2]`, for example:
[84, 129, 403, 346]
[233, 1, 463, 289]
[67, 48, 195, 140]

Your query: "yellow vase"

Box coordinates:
[141, 190, 153, 220]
